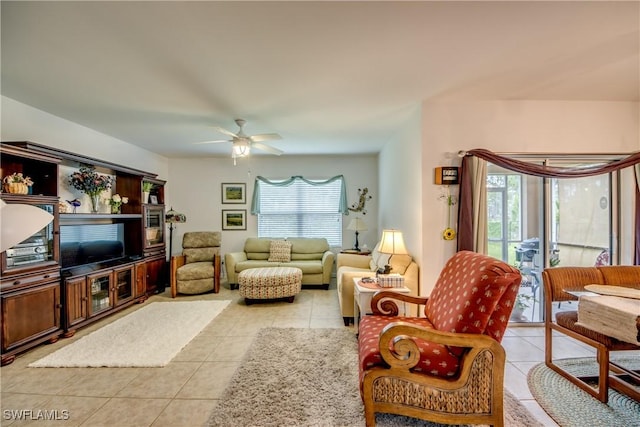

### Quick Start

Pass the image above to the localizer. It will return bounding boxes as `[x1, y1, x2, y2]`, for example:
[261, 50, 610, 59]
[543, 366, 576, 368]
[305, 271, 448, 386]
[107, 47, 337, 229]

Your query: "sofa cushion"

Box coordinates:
[285, 260, 324, 274]
[358, 316, 461, 381]
[268, 240, 292, 262]
[289, 238, 330, 261]
[177, 261, 215, 281]
[183, 232, 221, 249]
[184, 247, 219, 264]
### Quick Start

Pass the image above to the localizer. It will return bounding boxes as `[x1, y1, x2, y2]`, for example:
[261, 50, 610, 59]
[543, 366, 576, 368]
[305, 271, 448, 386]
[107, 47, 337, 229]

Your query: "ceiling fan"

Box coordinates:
[196, 118, 283, 164]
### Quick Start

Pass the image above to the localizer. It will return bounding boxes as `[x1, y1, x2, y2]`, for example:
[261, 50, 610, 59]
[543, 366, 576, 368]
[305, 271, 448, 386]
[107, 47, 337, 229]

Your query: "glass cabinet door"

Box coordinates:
[114, 266, 134, 305]
[88, 272, 112, 315]
[143, 205, 165, 249]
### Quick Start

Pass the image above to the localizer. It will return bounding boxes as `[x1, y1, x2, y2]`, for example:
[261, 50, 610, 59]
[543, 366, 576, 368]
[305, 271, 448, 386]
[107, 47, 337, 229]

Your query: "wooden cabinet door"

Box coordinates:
[113, 265, 135, 306]
[145, 256, 166, 295]
[86, 271, 113, 317]
[1, 281, 61, 353]
[135, 262, 146, 298]
[64, 276, 88, 330]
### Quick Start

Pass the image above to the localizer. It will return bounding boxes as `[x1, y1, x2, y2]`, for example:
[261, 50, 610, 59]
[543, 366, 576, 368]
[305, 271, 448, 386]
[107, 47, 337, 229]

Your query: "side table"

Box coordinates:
[353, 277, 410, 333]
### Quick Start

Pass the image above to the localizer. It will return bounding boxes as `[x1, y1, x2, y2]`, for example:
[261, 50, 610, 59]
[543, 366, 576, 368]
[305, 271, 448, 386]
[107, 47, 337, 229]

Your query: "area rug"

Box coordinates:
[29, 300, 230, 367]
[206, 327, 543, 427]
[528, 357, 640, 427]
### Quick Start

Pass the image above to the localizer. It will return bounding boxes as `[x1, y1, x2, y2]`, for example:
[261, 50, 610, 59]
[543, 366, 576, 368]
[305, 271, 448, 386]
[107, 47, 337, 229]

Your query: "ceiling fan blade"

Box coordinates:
[193, 139, 229, 145]
[252, 142, 283, 156]
[212, 126, 239, 138]
[250, 133, 282, 142]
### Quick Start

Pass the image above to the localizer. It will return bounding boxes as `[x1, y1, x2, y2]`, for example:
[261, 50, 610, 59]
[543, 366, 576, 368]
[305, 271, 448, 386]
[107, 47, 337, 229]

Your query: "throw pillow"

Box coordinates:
[268, 240, 292, 262]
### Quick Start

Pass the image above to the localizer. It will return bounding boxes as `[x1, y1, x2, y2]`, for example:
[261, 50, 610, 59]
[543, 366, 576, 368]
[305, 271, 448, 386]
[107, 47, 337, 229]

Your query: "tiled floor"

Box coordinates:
[0, 282, 613, 426]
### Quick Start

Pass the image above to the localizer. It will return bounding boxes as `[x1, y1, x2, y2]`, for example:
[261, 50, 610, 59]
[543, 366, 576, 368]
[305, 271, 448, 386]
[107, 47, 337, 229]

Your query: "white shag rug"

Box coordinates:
[29, 300, 230, 368]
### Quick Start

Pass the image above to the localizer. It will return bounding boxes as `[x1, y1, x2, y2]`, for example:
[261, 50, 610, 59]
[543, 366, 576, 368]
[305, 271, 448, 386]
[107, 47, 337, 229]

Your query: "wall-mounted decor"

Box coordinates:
[222, 209, 246, 230]
[222, 183, 246, 204]
[348, 187, 372, 215]
[434, 167, 460, 185]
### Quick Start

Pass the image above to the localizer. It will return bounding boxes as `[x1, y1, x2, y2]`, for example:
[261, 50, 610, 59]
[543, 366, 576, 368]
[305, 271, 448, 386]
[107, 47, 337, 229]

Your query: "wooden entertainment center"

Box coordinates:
[0, 141, 167, 366]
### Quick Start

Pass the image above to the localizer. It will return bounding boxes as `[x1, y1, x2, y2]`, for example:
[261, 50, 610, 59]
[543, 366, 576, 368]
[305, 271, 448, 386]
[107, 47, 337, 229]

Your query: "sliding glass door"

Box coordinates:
[487, 159, 616, 323]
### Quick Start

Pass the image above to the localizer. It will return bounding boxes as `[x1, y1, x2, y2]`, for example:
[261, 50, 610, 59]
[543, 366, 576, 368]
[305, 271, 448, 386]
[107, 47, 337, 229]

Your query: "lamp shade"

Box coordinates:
[378, 229, 408, 255]
[347, 217, 368, 232]
[165, 207, 187, 223]
[0, 200, 54, 252]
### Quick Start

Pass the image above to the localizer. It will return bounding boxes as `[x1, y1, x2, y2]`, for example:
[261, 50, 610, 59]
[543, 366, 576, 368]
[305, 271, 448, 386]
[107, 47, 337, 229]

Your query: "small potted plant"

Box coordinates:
[142, 181, 153, 204]
[2, 172, 34, 194]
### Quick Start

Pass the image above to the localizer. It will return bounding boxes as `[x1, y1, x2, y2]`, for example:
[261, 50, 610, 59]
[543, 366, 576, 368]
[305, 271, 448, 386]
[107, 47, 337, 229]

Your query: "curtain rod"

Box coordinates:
[458, 150, 635, 160]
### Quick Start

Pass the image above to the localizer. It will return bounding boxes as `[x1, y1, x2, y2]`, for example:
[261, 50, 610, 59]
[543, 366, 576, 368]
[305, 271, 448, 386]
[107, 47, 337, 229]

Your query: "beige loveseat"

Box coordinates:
[225, 237, 335, 289]
[337, 243, 419, 325]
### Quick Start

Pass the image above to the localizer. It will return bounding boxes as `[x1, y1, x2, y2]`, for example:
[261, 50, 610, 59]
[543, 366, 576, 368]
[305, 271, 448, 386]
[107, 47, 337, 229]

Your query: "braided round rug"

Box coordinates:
[527, 357, 640, 427]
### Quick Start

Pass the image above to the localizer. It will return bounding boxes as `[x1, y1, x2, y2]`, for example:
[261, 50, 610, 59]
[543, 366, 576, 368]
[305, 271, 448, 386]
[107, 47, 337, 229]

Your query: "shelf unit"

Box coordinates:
[1, 141, 167, 365]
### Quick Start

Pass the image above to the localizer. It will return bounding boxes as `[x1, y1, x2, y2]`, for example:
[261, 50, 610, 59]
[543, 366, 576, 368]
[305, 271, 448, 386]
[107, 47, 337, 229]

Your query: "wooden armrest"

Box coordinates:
[377, 321, 504, 378]
[370, 291, 429, 316]
[170, 255, 186, 298]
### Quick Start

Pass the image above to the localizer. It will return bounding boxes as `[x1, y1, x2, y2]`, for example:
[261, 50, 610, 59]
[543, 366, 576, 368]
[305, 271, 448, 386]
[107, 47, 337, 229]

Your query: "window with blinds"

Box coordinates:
[256, 177, 343, 246]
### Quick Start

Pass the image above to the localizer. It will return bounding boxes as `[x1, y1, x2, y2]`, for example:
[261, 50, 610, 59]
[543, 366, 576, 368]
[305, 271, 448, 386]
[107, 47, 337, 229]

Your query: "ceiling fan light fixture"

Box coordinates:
[232, 139, 251, 158]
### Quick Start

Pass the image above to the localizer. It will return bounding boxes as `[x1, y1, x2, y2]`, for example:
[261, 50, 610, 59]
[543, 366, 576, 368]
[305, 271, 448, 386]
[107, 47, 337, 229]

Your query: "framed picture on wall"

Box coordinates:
[222, 209, 247, 230]
[222, 183, 246, 204]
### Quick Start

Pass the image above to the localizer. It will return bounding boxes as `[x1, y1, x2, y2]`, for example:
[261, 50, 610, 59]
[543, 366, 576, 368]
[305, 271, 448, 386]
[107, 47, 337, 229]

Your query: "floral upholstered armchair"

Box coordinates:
[358, 251, 521, 427]
[170, 231, 221, 298]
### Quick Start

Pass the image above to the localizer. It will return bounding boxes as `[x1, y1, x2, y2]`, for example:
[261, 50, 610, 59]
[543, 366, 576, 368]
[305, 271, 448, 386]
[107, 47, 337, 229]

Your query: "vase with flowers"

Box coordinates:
[3, 172, 34, 194]
[69, 164, 113, 213]
[107, 193, 128, 214]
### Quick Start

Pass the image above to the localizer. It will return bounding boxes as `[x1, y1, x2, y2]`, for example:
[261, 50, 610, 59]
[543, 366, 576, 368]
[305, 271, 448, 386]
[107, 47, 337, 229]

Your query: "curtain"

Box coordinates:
[458, 149, 640, 264]
[465, 149, 640, 178]
[250, 175, 348, 215]
[636, 165, 640, 264]
[457, 156, 487, 253]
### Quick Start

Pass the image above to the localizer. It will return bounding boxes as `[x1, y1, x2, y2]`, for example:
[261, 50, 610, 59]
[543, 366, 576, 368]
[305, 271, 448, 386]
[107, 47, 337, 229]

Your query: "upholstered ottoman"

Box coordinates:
[238, 267, 303, 304]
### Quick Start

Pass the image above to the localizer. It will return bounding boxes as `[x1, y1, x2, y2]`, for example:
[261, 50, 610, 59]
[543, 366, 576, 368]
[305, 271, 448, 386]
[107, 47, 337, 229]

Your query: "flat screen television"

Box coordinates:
[60, 223, 126, 269]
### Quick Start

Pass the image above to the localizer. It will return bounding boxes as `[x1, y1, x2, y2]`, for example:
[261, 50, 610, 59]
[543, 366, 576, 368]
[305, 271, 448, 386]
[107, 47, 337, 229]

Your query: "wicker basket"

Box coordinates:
[3, 182, 29, 194]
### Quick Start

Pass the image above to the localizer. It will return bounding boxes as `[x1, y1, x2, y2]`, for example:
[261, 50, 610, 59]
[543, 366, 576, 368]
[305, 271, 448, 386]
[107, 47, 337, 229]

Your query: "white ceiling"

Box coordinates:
[2, 1, 638, 158]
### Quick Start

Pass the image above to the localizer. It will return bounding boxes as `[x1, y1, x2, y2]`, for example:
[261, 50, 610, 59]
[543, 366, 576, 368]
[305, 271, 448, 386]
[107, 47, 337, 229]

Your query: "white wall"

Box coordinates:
[166, 154, 378, 259]
[378, 107, 423, 290]
[1, 96, 169, 178]
[420, 100, 639, 294]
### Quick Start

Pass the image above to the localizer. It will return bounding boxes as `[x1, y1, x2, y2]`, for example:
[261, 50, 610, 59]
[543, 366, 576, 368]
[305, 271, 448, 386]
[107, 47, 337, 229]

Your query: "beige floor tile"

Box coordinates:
[116, 363, 201, 398]
[58, 368, 143, 397]
[501, 336, 545, 362]
[17, 395, 108, 427]
[151, 399, 218, 427]
[204, 337, 254, 362]
[1, 367, 77, 394]
[504, 362, 534, 400]
[175, 361, 239, 399]
[79, 398, 169, 427]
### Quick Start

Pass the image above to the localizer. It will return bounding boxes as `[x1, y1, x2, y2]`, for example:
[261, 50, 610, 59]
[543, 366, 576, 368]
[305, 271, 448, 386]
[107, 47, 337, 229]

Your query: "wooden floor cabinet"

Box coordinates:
[1, 141, 168, 365]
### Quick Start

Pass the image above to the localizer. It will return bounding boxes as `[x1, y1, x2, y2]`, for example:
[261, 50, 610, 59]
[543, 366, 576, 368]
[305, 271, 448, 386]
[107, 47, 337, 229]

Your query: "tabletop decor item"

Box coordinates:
[106, 193, 128, 214]
[2, 172, 33, 194]
[68, 164, 113, 213]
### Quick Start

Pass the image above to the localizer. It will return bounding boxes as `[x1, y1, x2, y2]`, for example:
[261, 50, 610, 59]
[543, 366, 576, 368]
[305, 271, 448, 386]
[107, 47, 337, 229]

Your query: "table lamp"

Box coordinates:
[378, 229, 408, 274]
[347, 217, 368, 251]
[165, 207, 187, 257]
